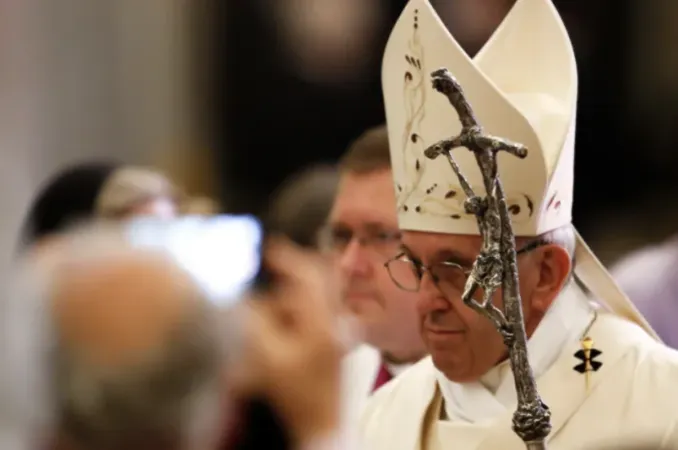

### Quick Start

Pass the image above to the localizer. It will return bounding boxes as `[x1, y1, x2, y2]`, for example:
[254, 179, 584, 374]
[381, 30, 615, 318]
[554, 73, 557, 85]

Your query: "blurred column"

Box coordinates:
[0, 0, 49, 274]
[0, 5, 50, 450]
[0, 0, 195, 264]
[38, 0, 194, 170]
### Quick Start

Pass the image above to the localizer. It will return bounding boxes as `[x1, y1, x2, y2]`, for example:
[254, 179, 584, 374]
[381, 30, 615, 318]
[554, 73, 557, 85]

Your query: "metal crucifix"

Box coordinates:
[423, 68, 552, 450]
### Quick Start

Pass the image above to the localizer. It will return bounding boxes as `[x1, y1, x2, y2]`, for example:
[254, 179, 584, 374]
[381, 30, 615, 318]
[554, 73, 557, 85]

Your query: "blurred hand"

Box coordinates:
[230, 237, 345, 445]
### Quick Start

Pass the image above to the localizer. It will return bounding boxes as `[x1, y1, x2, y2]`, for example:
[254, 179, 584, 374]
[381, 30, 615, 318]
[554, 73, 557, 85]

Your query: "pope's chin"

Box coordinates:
[423, 329, 471, 379]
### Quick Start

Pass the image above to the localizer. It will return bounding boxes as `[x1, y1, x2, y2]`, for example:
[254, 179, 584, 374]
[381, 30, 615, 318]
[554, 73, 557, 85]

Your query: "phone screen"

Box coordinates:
[124, 215, 264, 307]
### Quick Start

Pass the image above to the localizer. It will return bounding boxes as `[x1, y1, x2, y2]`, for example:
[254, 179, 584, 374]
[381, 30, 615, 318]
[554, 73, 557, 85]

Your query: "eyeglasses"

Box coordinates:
[384, 240, 548, 296]
[319, 225, 402, 260]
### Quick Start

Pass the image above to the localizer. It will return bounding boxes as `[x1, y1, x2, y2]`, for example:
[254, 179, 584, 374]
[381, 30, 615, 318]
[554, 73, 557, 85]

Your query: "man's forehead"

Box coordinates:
[335, 169, 394, 197]
[330, 219, 396, 233]
[328, 205, 398, 230]
[401, 231, 481, 265]
[329, 170, 398, 228]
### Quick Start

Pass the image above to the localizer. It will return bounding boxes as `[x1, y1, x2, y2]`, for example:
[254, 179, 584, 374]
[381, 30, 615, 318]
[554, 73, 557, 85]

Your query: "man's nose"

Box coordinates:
[417, 272, 450, 313]
[338, 239, 372, 277]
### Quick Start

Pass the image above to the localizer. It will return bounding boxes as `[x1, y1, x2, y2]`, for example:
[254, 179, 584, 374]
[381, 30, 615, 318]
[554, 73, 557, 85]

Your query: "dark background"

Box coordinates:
[210, 0, 678, 262]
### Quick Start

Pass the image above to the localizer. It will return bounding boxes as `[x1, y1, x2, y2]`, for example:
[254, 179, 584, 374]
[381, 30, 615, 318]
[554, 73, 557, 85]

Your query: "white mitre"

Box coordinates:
[382, 0, 659, 340]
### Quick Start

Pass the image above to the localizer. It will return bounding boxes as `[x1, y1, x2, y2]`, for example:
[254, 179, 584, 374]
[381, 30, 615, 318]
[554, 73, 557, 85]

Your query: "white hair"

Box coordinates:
[0, 223, 224, 450]
[540, 224, 576, 261]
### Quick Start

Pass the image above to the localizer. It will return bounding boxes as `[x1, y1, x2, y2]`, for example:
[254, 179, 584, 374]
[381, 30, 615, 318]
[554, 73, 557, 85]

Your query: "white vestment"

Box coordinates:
[360, 287, 678, 450]
[341, 344, 381, 422]
[341, 344, 418, 419]
[341, 344, 419, 448]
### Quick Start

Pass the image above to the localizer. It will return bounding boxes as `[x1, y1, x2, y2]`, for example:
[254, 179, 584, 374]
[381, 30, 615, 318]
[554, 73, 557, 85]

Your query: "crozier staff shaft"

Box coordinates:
[423, 68, 551, 449]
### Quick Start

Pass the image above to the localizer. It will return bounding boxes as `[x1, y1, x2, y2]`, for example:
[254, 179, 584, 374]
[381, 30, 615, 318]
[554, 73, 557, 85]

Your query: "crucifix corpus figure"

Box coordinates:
[423, 67, 552, 449]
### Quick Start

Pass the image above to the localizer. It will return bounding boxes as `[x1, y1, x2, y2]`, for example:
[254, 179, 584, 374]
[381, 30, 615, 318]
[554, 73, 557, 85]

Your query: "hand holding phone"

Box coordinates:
[229, 238, 345, 447]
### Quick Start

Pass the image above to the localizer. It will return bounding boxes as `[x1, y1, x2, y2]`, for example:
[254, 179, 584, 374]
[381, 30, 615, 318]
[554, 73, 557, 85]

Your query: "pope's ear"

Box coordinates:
[530, 244, 571, 314]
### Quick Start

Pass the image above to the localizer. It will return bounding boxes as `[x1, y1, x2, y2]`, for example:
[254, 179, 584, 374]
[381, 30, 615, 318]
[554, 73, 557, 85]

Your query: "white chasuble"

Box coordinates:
[424, 392, 491, 450]
[360, 293, 678, 450]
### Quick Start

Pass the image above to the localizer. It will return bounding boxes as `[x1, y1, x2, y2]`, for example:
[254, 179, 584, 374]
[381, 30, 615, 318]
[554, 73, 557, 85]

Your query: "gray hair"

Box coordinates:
[541, 224, 577, 284]
[54, 305, 220, 449]
[540, 224, 576, 261]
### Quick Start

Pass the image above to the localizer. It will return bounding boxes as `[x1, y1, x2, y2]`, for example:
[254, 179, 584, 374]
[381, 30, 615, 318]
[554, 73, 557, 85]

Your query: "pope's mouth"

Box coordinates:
[425, 327, 465, 335]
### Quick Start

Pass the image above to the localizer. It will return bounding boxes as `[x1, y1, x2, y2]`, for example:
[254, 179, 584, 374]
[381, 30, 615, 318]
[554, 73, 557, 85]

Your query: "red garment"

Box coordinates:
[372, 362, 393, 392]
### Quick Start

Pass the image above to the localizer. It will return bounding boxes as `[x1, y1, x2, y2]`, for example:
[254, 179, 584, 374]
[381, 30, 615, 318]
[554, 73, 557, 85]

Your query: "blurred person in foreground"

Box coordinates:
[359, 1, 678, 449]
[2, 224, 224, 450]
[320, 125, 427, 413]
[19, 162, 180, 250]
[0, 224, 348, 450]
[611, 238, 678, 348]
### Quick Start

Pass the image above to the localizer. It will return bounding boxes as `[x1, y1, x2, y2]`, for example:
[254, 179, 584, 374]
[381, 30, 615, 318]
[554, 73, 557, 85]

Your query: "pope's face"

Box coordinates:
[326, 169, 426, 362]
[401, 230, 543, 382]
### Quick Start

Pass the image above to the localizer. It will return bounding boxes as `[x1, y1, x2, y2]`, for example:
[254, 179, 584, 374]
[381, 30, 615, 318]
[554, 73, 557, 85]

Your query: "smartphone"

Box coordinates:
[125, 214, 265, 307]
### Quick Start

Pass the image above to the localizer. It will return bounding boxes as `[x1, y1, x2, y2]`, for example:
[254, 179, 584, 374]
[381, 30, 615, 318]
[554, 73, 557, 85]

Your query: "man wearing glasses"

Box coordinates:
[321, 125, 428, 416]
[359, 0, 678, 449]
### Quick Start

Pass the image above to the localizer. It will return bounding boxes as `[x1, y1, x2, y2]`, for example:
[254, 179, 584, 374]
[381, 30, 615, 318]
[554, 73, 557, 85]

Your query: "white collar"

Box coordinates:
[436, 283, 594, 423]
